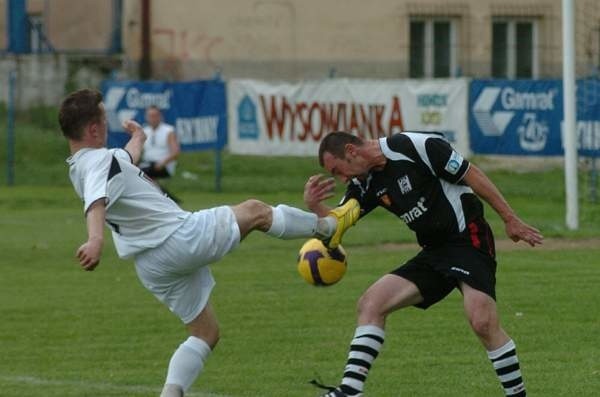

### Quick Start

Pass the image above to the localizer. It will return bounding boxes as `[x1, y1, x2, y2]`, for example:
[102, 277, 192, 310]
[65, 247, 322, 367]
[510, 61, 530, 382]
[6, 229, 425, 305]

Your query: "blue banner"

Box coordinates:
[576, 78, 600, 157]
[470, 79, 563, 155]
[101, 79, 227, 151]
[470, 79, 600, 157]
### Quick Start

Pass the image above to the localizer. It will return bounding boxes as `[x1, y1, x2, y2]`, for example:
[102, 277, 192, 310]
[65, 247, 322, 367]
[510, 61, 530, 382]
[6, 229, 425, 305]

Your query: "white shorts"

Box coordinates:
[134, 206, 241, 324]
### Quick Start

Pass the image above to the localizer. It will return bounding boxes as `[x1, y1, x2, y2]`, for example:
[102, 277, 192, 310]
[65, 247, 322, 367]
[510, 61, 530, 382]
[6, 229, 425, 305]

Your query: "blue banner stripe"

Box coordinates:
[101, 79, 227, 151]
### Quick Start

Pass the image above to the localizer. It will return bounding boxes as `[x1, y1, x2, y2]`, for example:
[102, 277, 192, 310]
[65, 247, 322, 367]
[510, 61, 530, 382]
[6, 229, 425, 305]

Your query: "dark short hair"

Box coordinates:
[58, 89, 103, 140]
[318, 131, 364, 166]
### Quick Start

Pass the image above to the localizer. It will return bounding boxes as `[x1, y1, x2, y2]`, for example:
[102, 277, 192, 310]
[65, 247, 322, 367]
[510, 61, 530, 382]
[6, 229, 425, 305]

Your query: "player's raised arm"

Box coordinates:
[304, 174, 336, 217]
[76, 198, 106, 271]
[462, 164, 543, 247]
[121, 120, 147, 164]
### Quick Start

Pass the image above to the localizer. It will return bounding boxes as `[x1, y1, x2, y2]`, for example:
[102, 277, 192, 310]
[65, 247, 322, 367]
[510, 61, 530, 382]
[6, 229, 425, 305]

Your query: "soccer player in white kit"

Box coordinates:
[59, 89, 360, 397]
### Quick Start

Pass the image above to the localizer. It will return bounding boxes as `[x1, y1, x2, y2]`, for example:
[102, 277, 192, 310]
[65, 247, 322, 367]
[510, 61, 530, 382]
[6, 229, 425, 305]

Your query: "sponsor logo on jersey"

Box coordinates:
[398, 175, 412, 194]
[444, 151, 463, 175]
[380, 194, 392, 206]
[376, 188, 392, 206]
[399, 197, 428, 224]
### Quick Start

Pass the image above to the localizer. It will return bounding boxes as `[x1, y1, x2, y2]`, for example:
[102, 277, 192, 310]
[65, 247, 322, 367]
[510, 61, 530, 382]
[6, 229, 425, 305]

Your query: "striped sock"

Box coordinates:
[339, 325, 385, 395]
[487, 339, 526, 396]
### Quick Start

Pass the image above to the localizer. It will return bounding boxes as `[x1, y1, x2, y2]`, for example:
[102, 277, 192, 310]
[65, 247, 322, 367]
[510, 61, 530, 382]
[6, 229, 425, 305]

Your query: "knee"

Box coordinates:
[469, 313, 494, 338]
[241, 199, 271, 226]
[357, 294, 385, 321]
[188, 322, 220, 349]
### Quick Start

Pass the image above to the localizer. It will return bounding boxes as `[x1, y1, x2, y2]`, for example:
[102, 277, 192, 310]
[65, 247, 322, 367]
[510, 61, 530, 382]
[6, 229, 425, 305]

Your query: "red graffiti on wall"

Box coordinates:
[152, 27, 223, 68]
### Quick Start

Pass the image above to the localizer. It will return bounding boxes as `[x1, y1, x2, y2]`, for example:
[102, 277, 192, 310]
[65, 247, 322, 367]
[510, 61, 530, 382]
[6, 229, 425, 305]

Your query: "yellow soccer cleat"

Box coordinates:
[325, 198, 360, 249]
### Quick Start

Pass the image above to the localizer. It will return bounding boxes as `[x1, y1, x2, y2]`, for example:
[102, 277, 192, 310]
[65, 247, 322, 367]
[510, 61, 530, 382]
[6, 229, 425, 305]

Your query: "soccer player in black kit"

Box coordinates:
[304, 131, 543, 397]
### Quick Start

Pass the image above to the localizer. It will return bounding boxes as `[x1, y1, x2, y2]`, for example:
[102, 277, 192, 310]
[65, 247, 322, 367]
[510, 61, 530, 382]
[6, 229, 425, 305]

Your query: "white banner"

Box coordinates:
[228, 78, 470, 157]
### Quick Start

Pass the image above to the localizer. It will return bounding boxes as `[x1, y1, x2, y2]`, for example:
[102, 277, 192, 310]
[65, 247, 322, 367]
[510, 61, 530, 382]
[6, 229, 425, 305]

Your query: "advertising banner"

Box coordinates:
[470, 79, 600, 157]
[101, 79, 227, 151]
[470, 79, 563, 155]
[228, 78, 470, 157]
[576, 78, 600, 157]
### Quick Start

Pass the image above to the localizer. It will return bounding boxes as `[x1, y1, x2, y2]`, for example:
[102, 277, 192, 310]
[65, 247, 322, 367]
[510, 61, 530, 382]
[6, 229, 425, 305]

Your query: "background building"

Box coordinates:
[119, 0, 600, 80]
[1, 0, 599, 103]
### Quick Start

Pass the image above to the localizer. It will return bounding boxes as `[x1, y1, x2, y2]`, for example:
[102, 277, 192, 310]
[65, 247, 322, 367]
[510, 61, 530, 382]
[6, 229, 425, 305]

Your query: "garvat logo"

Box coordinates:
[472, 87, 514, 137]
[472, 86, 557, 144]
[104, 87, 173, 132]
[518, 113, 549, 151]
[104, 87, 137, 132]
[400, 197, 428, 224]
[238, 95, 259, 139]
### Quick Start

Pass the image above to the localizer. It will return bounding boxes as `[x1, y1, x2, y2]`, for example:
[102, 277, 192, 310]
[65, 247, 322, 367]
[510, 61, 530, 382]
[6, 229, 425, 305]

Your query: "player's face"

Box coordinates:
[322, 151, 369, 184]
[146, 108, 161, 128]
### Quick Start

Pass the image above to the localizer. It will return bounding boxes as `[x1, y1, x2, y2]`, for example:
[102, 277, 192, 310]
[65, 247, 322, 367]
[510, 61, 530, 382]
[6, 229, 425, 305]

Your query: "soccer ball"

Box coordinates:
[297, 239, 347, 286]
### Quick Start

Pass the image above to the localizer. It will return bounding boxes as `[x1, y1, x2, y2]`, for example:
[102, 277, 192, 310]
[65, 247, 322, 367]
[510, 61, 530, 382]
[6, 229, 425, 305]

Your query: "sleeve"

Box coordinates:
[109, 148, 134, 164]
[338, 179, 379, 218]
[81, 151, 111, 214]
[425, 137, 470, 184]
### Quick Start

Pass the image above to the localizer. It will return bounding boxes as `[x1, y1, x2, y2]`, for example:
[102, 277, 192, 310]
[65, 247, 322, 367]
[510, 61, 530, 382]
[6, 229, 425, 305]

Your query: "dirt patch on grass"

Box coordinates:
[376, 238, 600, 252]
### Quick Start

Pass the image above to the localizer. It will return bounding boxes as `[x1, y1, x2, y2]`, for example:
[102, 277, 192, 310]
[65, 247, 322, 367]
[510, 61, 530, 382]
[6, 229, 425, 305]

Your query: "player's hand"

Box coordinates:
[122, 120, 144, 136]
[505, 216, 543, 247]
[304, 174, 336, 208]
[76, 237, 103, 271]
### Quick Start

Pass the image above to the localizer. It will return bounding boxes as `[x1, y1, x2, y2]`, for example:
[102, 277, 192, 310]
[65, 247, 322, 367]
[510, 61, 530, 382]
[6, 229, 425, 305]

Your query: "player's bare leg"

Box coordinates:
[316, 275, 422, 397]
[461, 283, 526, 396]
[160, 303, 219, 397]
[356, 274, 423, 327]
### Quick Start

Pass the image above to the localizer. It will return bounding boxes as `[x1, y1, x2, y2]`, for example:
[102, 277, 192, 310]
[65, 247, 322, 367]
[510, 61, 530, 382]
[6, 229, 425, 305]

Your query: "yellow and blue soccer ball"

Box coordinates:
[297, 238, 347, 286]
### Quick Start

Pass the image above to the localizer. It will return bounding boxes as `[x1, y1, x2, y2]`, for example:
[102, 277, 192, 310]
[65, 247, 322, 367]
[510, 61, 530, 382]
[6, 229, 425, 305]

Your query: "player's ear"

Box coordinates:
[88, 120, 102, 140]
[345, 143, 357, 158]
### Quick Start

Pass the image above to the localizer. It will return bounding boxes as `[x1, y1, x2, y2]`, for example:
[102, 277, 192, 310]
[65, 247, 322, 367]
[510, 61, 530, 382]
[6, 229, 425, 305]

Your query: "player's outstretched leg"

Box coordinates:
[462, 283, 526, 396]
[161, 304, 219, 397]
[230, 199, 358, 245]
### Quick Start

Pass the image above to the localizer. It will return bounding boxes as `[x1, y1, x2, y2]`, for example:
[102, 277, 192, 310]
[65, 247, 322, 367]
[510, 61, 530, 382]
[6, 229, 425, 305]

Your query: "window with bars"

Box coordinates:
[492, 19, 537, 78]
[409, 19, 457, 78]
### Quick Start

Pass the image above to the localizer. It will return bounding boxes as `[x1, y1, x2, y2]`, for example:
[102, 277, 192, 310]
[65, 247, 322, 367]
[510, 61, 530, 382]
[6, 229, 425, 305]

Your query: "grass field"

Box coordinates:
[1, 114, 600, 396]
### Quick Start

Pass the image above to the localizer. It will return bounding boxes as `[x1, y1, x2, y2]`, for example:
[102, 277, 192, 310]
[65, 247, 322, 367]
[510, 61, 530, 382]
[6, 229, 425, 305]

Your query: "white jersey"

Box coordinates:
[67, 147, 189, 259]
[141, 122, 177, 175]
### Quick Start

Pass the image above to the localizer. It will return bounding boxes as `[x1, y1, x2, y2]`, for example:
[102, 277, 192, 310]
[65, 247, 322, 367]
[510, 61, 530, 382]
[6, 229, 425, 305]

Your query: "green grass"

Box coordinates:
[1, 114, 600, 395]
[1, 185, 599, 396]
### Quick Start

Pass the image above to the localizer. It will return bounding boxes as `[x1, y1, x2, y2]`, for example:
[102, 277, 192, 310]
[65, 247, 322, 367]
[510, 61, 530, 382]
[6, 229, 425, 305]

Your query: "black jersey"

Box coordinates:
[342, 132, 487, 248]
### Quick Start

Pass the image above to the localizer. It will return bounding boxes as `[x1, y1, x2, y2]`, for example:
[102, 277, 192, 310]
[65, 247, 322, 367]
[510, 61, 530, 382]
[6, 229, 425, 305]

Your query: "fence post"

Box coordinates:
[215, 149, 222, 193]
[7, 69, 16, 186]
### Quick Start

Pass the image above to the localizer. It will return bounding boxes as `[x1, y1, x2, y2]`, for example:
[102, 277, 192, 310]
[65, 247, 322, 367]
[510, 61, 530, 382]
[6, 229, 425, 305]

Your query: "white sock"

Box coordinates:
[340, 325, 385, 395]
[164, 336, 211, 392]
[487, 339, 526, 396]
[266, 205, 333, 239]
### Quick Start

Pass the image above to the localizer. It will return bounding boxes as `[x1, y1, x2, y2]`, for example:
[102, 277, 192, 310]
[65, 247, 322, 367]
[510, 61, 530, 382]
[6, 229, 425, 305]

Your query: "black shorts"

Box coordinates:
[141, 163, 171, 179]
[391, 244, 497, 309]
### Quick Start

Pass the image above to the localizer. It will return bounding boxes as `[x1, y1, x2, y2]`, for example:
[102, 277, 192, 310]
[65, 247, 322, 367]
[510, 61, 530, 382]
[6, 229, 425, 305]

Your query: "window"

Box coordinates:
[410, 19, 458, 78]
[492, 19, 538, 78]
[27, 14, 45, 53]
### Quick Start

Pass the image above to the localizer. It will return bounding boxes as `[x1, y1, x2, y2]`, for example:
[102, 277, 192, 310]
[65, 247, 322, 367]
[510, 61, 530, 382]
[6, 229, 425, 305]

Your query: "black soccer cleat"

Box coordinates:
[319, 388, 364, 397]
[310, 379, 363, 397]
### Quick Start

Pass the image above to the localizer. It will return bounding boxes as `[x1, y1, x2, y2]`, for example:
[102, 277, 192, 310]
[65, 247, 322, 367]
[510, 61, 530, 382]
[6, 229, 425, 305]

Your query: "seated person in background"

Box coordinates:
[139, 105, 181, 202]
[140, 105, 180, 178]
